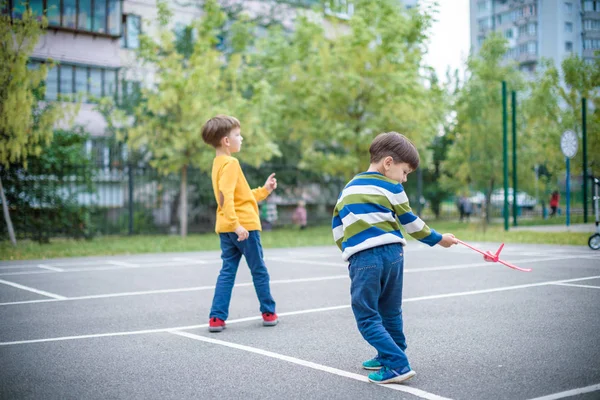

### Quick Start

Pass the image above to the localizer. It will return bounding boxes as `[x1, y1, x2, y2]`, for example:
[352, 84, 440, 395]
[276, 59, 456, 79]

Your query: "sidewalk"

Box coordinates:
[511, 223, 597, 233]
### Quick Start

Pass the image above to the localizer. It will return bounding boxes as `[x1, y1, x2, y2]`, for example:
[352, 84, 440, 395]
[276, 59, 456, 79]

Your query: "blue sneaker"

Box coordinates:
[362, 356, 383, 370]
[368, 366, 416, 384]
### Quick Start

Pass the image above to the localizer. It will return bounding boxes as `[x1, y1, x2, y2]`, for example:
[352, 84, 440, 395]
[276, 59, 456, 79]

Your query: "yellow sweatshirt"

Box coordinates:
[211, 155, 270, 233]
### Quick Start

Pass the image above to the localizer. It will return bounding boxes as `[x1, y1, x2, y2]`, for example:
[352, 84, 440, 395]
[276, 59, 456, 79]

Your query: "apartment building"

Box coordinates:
[470, 0, 600, 73]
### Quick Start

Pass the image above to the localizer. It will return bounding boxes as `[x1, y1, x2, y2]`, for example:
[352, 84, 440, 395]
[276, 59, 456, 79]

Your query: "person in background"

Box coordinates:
[549, 191, 560, 217]
[292, 200, 308, 230]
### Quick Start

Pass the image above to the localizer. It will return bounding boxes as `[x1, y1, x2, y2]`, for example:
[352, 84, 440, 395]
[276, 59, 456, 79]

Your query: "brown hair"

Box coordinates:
[201, 115, 241, 148]
[369, 132, 420, 170]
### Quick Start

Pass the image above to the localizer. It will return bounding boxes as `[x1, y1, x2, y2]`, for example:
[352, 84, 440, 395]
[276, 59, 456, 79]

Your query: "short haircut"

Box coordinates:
[201, 115, 241, 148]
[369, 132, 420, 170]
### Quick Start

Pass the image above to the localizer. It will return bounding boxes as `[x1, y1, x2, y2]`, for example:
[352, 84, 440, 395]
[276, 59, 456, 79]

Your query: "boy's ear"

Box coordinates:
[220, 135, 230, 147]
[383, 156, 394, 169]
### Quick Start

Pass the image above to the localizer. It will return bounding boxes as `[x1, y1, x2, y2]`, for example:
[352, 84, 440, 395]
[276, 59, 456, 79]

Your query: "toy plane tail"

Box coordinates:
[495, 243, 505, 258]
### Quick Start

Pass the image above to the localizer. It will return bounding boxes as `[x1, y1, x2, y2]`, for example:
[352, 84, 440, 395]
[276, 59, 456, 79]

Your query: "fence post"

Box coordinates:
[128, 164, 134, 235]
[582, 97, 588, 223]
[502, 81, 509, 231]
[512, 90, 518, 226]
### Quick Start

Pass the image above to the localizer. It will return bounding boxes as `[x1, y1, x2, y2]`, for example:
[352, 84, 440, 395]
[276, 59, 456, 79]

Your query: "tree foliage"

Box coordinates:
[441, 34, 523, 221]
[251, 0, 442, 179]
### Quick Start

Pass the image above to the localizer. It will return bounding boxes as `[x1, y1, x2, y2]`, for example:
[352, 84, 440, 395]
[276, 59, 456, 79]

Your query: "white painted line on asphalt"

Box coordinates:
[0, 260, 221, 277]
[37, 264, 64, 272]
[168, 330, 452, 400]
[3, 274, 600, 346]
[172, 257, 207, 264]
[0, 275, 349, 306]
[526, 383, 600, 400]
[551, 282, 600, 290]
[0, 305, 350, 346]
[266, 257, 345, 267]
[0, 279, 67, 300]
[403, 275, 600, 303]
[106, 261, 140, 268]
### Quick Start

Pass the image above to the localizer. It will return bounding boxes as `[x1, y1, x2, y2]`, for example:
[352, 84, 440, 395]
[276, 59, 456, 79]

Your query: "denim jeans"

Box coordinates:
[348, 243, 408, 370]
[209, 231, 276, 320]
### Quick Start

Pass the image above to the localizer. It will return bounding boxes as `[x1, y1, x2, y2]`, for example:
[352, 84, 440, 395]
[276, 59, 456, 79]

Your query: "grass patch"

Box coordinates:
[0, 221, 591, 261]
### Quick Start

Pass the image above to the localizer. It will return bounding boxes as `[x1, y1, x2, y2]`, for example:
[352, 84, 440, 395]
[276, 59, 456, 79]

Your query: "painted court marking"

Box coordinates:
[3, 275, 600, 344]
[106, 261, 140, 268]
[551, 282, 600, 290]
[0, 279, 67, 300]
[37, 264, 64, 272]
[525, 383, 600, 400]
[0, 275, 349, 306]
[169, 330, 452, 400]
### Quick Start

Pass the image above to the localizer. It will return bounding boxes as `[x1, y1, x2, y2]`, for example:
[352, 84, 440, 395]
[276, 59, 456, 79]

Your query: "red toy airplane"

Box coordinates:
[457, 240, 532, 272]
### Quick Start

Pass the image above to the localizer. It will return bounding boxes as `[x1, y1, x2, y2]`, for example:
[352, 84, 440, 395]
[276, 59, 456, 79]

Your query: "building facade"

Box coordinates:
[470, 0, 600, 73]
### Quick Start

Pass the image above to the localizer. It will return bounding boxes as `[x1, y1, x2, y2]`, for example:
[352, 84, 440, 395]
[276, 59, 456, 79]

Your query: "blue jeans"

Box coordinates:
[348, 243, 408, 370]
[209, 231, 276, 320]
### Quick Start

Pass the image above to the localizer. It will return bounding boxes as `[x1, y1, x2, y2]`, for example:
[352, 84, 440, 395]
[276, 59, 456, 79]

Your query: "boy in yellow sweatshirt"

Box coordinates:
[201, 115, 278, 332]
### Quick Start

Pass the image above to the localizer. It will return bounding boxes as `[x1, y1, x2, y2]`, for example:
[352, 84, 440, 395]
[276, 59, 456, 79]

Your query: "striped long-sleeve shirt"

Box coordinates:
[332, 172, 442, 261]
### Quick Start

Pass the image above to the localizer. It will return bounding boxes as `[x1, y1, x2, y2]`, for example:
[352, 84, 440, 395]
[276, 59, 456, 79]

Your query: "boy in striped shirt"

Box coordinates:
[332, 132, 458, 384]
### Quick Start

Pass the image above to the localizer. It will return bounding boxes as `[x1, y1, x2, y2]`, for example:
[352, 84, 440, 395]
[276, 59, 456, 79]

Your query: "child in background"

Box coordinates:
[292, 200, 308, 230]
[201, 115, 279, 332]
[332, 132, 458, 384]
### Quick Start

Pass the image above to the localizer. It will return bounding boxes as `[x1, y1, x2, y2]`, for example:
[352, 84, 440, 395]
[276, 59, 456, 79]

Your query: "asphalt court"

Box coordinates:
[1, 243, 599, 400]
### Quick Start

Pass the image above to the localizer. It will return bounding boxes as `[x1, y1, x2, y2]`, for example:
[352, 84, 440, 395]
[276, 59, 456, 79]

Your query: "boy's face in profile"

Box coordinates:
[384, 160, 412, 184]
[223, 127, 243, 153]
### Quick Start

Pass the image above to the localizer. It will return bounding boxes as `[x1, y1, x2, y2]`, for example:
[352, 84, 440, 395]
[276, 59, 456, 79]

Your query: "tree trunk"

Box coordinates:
[0, 176, 17, 246]
[180, 165, 188, 237]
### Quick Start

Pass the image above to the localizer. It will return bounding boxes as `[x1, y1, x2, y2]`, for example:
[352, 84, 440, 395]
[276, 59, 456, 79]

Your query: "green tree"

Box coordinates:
[441, 34, 522, 223]
[521, 55, 600, 204]
[252, 0, 442, 179]
[0, 3, 71, 245]
[122, 0, 279, 237]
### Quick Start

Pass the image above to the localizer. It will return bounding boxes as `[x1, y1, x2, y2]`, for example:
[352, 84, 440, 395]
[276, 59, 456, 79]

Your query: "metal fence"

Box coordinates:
[0, 163, 595, 242]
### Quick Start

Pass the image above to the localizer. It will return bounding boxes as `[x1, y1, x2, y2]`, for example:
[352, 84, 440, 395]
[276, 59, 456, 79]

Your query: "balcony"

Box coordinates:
[518, 52, 538, 64]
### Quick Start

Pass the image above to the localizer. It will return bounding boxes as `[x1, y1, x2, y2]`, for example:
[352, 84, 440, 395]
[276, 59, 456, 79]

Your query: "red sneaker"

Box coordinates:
[208, 317, 226, 332]
[262, 312, 278, 326]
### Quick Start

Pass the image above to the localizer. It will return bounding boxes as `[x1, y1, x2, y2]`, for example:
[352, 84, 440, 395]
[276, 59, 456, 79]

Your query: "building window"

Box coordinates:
[47, 0, 60, 25]
[504, 29, 513, 39]
[527, 41, 537, 54]
[584, 1, 594, 11]
[60, 65, 74, 98]
[75, 66, 88, 102]
[93, 0, 106, 33]
[565, 22, 573, 32]
[564, 2, 573, 13]
[108, 0, 121, 35]
[584, 19, 600, 30]
[63, 0, 77, 28]
[78, 0, 92, 30]
[565, 41, 573, 52]
[89, 68, 103, 98]
[478, 17, 491, 31]
[477, 35, 485, 46]
[528, 22, 536, 35]
[121, 14, 141, 49]
[477, 1, 488, 13]
[45, 65, 58, 101]
[584, 39, 600, 49]
[30, 60, 118, 103]
[5, 0, 121, 36]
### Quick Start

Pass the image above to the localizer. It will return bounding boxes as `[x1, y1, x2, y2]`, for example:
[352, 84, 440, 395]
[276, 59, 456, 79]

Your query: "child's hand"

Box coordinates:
[235, 225, 249, 242]
[438, 233, 458, 248]
[264, 173, 277, 193]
